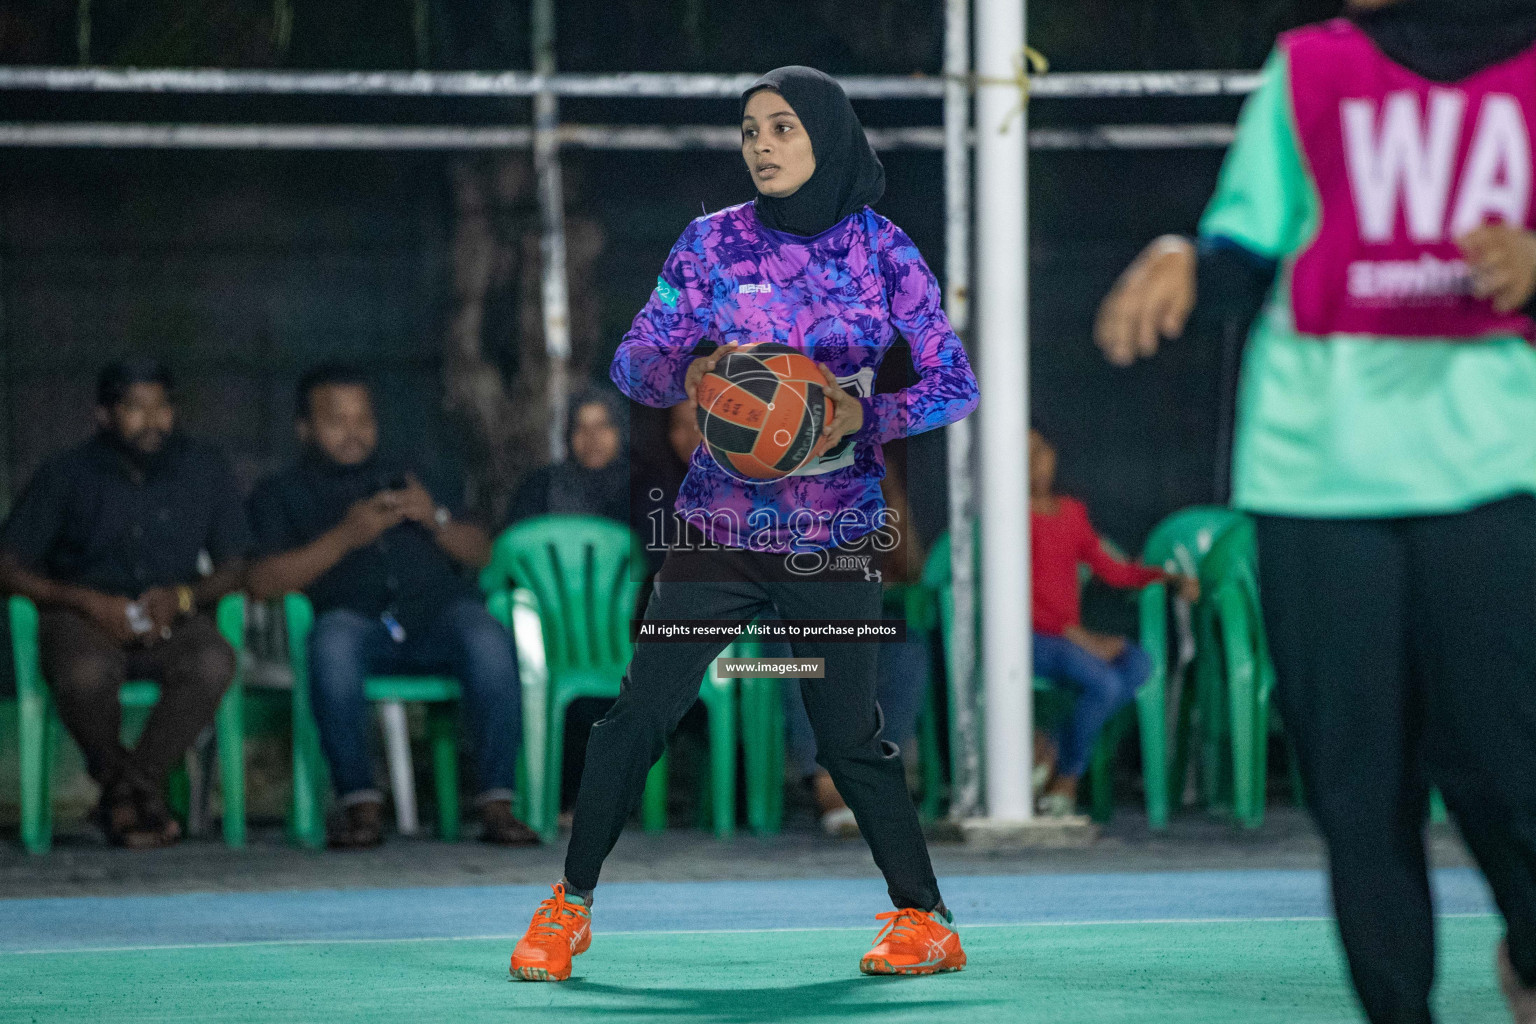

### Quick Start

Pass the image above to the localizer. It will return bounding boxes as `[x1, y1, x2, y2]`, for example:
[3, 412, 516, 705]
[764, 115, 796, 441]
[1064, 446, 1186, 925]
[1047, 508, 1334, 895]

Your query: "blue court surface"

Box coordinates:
[0, 869, 1505, 1023]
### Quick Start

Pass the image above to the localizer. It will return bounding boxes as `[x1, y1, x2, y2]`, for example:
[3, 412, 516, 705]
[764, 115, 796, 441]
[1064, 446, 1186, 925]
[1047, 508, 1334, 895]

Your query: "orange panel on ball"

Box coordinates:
[696, 344, 834, 480]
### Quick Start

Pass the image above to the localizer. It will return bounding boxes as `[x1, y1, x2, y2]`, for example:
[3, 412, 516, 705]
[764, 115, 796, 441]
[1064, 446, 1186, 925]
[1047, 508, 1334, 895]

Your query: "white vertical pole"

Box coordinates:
[975, 0, 1033, 821]
[379, 701, 419, 835]
[943, 0, 982, 821]
[533, 0, 571, 463]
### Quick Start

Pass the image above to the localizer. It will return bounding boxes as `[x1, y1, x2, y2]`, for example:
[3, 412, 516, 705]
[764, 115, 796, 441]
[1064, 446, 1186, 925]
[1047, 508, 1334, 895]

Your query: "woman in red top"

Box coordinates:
[1029, 427, 1199, 816]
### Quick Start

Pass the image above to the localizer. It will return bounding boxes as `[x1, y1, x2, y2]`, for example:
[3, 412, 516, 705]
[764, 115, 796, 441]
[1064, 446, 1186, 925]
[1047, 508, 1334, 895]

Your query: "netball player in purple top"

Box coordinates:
[510, 66, 979, 982]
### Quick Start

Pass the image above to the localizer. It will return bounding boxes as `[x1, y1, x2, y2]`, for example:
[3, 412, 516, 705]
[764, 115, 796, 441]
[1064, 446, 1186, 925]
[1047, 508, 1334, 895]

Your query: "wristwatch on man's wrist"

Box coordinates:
[433, 506, 451, 530]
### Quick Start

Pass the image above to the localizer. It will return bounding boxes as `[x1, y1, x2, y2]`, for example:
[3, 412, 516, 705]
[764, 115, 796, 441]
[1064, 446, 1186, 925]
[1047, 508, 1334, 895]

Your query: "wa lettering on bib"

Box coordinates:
[1284, 20, 1536, 340]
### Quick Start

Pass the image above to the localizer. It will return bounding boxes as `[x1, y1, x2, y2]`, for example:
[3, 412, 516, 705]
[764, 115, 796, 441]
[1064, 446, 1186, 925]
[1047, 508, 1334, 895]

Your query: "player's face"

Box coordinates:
[300, 383, 378, 467]
[1028, 429, 1056, 496]
[669, 398, 703, 465]
[570, 401, 621, 471]
[99, 382, 176, 456]
[742, 90, 816, 198]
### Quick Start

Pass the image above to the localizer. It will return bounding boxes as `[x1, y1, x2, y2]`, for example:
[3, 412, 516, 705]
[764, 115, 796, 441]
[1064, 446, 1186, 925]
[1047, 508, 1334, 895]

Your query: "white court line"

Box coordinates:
[0, 913, 1494, 958]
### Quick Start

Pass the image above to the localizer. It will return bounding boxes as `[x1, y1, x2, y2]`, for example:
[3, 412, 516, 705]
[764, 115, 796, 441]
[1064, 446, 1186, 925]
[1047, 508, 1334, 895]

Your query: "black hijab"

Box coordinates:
[742, 66, 885, 237]
[1352, 0, 1536, 82]
[545, 387, 630, 520]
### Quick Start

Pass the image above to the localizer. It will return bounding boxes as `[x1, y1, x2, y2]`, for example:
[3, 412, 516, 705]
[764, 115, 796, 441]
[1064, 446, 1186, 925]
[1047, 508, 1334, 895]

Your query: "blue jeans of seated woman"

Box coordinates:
[308, 598, 522, 805]
[783, 638, 931, 783]
[1033, 632, 1150, 779]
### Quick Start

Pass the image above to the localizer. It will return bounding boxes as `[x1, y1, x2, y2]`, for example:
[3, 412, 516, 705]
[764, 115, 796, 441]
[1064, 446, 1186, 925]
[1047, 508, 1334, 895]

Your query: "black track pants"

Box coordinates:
[563, 536, 943, 912]
[1256, 496, 1536, 1024]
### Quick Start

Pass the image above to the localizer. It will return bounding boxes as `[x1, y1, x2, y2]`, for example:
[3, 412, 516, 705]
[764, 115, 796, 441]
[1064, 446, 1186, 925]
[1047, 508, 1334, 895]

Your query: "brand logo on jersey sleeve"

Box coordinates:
[656, 276, 681, 308]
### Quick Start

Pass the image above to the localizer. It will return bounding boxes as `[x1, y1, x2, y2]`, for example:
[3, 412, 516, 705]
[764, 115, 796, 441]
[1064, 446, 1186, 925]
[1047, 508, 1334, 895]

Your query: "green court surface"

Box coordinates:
[5, 916, 1503, 1024]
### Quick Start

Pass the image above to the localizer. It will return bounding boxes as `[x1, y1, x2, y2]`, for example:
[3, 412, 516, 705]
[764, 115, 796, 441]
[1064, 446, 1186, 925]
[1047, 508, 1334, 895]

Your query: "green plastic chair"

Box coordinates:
[284, 592, 465, 848]
[919, 528, 1173, 827]
[1141, 506, 1249, 582]
[482, 515, 739, 841]
[1193, 519, 1273, 828]
[688, 643, 757, 836]
[1202, 518, 1359, 830]
[1184, 519, 1442, 830]
[1138, 506, 1249, 816]
[1144, 507, 1283, 826]
[9, 592, 247, 854]
[1176, 515, 1304, 829]
[1141, 506, 1446, 831]
[735, 637, 786, 835]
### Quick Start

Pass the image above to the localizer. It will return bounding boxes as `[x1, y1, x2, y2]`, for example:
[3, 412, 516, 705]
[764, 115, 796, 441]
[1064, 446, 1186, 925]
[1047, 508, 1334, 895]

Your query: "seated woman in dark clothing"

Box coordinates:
[505, 388, 629, 528]
[506, 386, 635, 818]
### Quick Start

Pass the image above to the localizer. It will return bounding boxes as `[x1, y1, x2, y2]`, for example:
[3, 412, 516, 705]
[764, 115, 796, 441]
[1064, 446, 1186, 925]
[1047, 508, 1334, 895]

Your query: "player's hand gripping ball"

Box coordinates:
[695, 343, 834, 481]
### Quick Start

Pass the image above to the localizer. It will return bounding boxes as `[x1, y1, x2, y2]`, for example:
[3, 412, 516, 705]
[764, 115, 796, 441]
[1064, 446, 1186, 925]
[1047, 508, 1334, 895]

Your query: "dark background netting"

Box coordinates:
[0, 0, 1348, 642]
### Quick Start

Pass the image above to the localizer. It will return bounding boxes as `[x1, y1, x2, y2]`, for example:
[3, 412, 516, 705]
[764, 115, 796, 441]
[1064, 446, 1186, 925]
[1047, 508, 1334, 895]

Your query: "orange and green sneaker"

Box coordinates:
[859, 906, 966, 976]
[509, 883, 592, 982]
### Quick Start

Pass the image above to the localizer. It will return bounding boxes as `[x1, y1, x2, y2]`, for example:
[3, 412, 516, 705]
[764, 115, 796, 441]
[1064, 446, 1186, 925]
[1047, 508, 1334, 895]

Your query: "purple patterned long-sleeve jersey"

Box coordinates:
[611, 202, 980, 554]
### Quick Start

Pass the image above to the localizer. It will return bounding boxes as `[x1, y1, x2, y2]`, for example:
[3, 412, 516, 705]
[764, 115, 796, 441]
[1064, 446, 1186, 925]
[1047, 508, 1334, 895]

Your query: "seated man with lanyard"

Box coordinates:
[0, 358, 248, 848]
[246, 363, 536, 848]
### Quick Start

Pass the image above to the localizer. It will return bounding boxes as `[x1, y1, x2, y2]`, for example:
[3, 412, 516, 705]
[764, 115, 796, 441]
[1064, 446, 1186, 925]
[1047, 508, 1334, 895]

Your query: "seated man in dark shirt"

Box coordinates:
[246, 363, 535, 848]
[0, 358, 248, 848]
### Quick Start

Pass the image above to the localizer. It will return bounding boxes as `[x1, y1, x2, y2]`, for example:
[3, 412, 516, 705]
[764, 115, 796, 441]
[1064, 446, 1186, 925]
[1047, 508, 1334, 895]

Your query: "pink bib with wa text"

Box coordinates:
[1285, 20, 1536, 340]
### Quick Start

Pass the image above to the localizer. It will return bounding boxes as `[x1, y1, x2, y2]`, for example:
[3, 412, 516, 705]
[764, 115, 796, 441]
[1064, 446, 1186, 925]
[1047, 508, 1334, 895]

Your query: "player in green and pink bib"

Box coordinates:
[1097, 3, 1536, 1022]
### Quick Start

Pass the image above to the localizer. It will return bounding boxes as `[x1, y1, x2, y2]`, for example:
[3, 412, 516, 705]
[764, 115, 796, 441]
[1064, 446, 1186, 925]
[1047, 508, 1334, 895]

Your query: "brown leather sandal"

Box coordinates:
[130, 788, 183, 848]
[479, 799, 539, 846]
[92, 778, 142, 846]
[327, 800, 385, 849]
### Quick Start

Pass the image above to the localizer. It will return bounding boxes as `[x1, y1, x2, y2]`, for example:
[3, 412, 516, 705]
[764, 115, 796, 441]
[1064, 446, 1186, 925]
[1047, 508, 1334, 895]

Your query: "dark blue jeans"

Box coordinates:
[308, 598, 522, 805]
[1033, 632, 1150, 778]
[783, 638, 931, 782]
